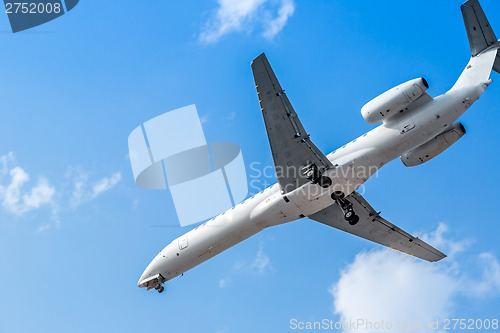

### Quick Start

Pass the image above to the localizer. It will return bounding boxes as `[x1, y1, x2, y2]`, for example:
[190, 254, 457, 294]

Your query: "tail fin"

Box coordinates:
[461, 0, 497, 56]
[452, 0, 500, 90]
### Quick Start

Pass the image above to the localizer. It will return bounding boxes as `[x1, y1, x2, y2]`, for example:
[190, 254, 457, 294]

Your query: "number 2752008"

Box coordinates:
[443, 319, 498, 330]
[5, 2, 62, 14]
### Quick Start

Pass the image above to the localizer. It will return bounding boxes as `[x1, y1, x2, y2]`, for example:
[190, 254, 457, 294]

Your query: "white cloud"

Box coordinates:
[69, 171, 88, 208]
[37, 222, 53, 233]
[329, 223, 500, 333]
[219, 277, 231, 288]
[200, 0, 295, 43]
[463, 252, 500, 297]
[200, 114, 209, 124]
[226, 112, 236, 121]
[67, 169, 122, 207]
[92, 172, 122, 199]
[218, 243, 274, 287]
[251, 244, 273, 274]
[0, 165, 56, 216]
[421, 223, 472, 258]
[0, 152, 14, 175]
[0, 153, 122, 230]
[22, 178, 56, 211]
[132, 199, 139, 209]
[200, 0, 266, 43]
[330, 251, 458, 332]
[263, 0, 295, 39]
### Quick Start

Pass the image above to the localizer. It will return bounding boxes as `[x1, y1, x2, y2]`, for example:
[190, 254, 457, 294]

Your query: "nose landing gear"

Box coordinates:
[155, 284, 165, 293]
[331, 191, 360, 225]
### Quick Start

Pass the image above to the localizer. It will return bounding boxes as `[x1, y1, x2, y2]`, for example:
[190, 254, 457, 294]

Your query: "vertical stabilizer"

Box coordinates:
[461, 0, 497, 56]
[452, 0, 500, 90]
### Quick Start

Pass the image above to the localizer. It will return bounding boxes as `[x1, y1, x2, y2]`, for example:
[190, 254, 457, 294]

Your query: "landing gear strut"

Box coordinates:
[331, 191, 360, 225]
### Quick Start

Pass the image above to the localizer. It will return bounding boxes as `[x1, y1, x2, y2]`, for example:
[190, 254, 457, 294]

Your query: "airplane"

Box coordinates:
[138, 0, 499, 293]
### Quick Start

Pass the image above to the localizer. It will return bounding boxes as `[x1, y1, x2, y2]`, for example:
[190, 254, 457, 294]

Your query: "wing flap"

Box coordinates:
[308, 192, 446, 262]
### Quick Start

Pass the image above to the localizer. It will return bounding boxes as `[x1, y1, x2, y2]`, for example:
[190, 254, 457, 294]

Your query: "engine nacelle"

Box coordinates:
[361, 77, 429, 124]
[401, 123, 466, 167]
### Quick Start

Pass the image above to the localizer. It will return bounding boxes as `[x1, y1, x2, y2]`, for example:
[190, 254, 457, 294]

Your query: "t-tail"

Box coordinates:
[452, 0, 500, 90]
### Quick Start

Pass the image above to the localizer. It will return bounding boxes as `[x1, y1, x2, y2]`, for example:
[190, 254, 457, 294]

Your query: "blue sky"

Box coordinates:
[0, 1, 499, 332]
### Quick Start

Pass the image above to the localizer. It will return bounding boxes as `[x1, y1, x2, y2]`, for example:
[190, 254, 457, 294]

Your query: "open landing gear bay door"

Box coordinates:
[308, 192, 446, 262]
[251, 53, 333, 194]
[137, 273, 165, 290]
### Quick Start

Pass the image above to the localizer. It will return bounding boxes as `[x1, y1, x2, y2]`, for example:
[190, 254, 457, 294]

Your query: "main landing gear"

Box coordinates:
[331, 191, 360, 226]
[302, 163, 332, 188]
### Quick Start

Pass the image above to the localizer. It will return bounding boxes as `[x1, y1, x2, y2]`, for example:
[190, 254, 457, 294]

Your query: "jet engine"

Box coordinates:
[401, 123, 466, 167]
[361, 78, 429, 124]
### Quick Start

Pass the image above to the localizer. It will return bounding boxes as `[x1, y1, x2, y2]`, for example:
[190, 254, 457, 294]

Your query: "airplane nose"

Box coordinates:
[137, 263, 155, 287]
[137, 268, 150, 287]
[137, 253, 163, 288]
[137, 272, 147, 287]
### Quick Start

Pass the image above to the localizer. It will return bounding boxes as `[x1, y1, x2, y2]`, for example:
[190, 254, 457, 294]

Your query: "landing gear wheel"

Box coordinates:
[332, 192, 358, 226]
[319, 176, 332, 188]
[344, 210, 355, 221]
[157, 286, 164, 293]
[348, 214, 360, 226]
[331, 191, 345, 201]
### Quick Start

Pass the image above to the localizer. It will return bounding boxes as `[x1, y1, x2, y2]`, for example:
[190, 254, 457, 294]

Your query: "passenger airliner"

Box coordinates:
[138, 0, 499, 293]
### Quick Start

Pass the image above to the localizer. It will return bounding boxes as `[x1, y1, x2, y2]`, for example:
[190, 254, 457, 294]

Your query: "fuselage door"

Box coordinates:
[178, 235, 188, 250]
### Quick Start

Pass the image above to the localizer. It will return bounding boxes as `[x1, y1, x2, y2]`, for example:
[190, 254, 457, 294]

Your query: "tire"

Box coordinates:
[344, 210, 354, 221]
[331, 191, 345, 201]
[158, 286, 164, 293]
[319, 176, 332, 188]
[349, 215, 360, 226]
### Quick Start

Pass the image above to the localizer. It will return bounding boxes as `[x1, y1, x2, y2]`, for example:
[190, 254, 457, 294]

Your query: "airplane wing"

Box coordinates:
[308, 192, 446, 262]
[251, 53, 333, 194]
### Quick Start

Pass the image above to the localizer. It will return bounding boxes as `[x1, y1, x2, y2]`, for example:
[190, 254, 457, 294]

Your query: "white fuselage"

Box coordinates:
[138, 83, 487, 287]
